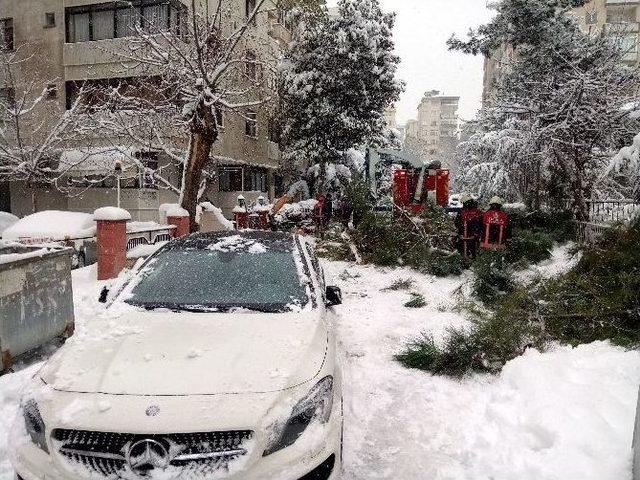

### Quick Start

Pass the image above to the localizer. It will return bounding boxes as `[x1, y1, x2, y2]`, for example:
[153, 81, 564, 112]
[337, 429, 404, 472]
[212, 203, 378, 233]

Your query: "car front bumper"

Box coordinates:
[12, 387, 342, 480]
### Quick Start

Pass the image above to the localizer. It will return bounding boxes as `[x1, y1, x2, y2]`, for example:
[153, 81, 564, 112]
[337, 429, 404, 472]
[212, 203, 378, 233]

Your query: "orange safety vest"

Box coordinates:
[481, 210, 509, 250]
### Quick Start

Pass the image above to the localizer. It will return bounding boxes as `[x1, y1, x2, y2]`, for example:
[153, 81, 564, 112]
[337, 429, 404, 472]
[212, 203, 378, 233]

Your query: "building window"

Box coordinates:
[618, 32, 638, 55]
[0, 87, 15, 114]
[245, 50, 258, 80]
[607, 7, 636, 24]
[1, 18, 14, 51]
[66, 1, 186, 43]
[268, 117, 281, 143]
[215, 107, 224, 129]
[219, 166, 243, 192]
[585, 10, 598, 25]
[246, 0, 257, 18]
[246, 167, 268, 192]
[46, 84, 58, 100]
[245, 110, 258, 137]
[44, 13, 56, 28]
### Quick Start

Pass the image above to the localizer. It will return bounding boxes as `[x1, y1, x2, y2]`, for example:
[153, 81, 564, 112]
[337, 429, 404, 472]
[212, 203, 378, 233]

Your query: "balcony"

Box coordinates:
[63, 38, 158, 80]
[268, 22, 291, 44]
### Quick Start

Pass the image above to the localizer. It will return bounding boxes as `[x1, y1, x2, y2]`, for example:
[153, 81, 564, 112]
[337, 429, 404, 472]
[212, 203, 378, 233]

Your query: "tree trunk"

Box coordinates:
[571, 158, 589, 222]
[180, 109, 217, 232]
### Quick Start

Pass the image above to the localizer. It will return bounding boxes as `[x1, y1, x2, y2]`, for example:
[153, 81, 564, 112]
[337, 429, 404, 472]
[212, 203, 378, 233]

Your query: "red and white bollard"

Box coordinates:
[93, 207, 131, 281]
[233, 195, 248, 230]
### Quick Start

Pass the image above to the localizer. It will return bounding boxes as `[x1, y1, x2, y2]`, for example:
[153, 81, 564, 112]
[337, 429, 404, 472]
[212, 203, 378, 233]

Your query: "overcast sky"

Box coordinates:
[327, 0, 493, 125]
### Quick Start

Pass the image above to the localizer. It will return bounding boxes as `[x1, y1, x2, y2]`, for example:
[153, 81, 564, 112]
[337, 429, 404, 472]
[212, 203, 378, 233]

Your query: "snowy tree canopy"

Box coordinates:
[451, 0, 640, 218]
[280, 0, 403, 177]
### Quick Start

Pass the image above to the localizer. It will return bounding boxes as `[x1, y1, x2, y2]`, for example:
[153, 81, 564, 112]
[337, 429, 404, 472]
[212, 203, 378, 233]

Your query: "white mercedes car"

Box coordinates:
[11, 232, 343, 480]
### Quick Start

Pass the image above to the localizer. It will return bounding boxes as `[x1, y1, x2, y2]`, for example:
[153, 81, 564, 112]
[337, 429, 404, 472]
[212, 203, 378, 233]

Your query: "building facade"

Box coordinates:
[0, 0, 290, 220]
[403, 90, 460, 160]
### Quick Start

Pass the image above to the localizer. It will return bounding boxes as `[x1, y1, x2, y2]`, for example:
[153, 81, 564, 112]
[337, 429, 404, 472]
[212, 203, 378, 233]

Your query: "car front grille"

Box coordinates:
[52, 428, 253, 479]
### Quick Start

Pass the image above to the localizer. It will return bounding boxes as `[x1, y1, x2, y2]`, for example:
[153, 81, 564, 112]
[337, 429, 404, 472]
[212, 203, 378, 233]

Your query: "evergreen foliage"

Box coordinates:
[398, 219, 640, 377]
[404, 293, 427, 309]
[280, 0, 403, 177]
[353, 204, 464, 277]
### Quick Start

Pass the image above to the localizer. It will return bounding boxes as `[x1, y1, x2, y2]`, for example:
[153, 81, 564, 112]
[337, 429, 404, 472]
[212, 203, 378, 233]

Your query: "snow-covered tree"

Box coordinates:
[83, 0, 277, 229]
[450, 0, 639, 219]
[0, 49, 121, 211]
[598, 132, 640, 200]
[280, 0, 403, 193]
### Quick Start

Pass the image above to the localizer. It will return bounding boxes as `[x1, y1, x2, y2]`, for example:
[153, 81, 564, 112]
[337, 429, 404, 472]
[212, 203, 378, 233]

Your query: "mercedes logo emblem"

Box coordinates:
[146, 405, 160, 417]
[126, 439, 170, 477]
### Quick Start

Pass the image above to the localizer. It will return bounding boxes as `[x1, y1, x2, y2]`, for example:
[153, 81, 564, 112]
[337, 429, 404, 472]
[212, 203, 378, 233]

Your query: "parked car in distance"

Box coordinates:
[0, 211, 19, 239]
[12, 231, 343, 480]
[3, 210, 173, 268]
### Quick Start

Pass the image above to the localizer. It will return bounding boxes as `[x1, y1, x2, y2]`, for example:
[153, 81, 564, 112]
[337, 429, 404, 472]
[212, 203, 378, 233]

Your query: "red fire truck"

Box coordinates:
[365, 147, 450, 213]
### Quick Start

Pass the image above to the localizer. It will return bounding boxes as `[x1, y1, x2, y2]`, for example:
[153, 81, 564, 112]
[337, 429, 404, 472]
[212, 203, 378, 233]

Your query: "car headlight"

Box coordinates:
[263, 376, 334, 456]
[22, 400, 49, 453]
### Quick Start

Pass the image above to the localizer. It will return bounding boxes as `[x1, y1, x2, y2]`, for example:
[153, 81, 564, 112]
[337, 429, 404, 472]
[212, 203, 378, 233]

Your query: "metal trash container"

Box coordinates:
[0, 244, 75, 371]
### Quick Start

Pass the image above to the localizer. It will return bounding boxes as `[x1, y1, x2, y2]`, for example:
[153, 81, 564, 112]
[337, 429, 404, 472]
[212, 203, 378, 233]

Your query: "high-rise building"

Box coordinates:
[403, 91, 460, 158]
[384, 105, 398, 130]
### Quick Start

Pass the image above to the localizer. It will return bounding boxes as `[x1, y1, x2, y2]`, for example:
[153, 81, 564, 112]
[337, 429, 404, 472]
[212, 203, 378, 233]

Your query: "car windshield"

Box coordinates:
[125, 235, 310, 313]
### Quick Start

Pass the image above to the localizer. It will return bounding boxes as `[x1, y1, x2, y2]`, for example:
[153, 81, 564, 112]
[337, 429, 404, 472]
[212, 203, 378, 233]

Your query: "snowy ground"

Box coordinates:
[1, 246, 639, 479]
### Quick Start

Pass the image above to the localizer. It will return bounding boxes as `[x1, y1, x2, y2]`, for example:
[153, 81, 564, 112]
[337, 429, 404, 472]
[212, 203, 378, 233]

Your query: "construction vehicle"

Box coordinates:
[365, 147, 450, 213]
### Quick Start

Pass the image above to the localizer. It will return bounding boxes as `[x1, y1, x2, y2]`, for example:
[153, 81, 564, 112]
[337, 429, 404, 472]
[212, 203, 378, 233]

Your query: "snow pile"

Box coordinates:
[127, 221, 167, 233]
[2, 211, 96, 242]
[93, 207, 132, 222]
[0, 212, 18, 237]
[517, 243, 581, 283]
[198, 202, 234, 232]
[0, 242, 58, 265]
[165, 204, 189, 218]
[205, 235, 268, 254]
[324, 258, 640, 480]
[277, 199, 319, 220]
[126, 241, 167, 259]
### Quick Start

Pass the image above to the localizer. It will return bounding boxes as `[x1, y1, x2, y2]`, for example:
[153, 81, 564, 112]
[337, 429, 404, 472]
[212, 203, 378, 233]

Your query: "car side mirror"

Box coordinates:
[98, 286, 109, 304]
[326, 286, 342, 307]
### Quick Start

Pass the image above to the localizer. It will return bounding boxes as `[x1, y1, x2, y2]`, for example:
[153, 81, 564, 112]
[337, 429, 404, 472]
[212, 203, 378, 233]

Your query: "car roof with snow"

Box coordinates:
[163, 231, 300, 253]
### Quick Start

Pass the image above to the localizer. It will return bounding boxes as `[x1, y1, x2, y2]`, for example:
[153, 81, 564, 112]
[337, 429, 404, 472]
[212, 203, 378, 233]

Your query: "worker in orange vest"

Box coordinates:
[481, 196, 512, 250]
[456, 194, 483, 260]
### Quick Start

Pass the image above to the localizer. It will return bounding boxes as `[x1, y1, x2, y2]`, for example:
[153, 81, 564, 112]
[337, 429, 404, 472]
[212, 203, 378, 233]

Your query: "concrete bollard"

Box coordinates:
[94, 207, 131, 281]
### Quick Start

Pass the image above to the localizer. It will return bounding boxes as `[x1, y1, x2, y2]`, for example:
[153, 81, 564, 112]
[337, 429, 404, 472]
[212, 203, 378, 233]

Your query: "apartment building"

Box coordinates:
[403, 90, 460, 157]
[0, 0, 290, 220]
[384, 105, 397, 130]
[482, 0, 640, 106]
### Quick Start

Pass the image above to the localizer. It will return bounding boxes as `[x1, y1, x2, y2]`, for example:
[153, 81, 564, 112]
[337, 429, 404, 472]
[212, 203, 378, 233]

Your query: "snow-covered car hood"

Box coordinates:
[40, 310, 328, 396]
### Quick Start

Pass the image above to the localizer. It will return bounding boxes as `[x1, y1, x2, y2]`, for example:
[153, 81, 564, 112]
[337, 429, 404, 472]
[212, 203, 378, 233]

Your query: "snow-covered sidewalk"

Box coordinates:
[326, 258, 640, 480]
[1, 248, 639, 480]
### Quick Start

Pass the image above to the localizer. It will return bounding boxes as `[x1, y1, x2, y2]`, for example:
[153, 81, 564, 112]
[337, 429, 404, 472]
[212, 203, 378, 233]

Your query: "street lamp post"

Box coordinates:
[114, 160, 123, 208]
